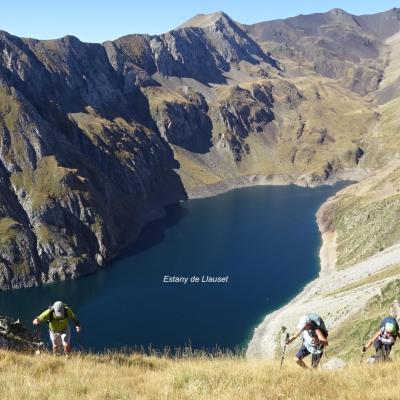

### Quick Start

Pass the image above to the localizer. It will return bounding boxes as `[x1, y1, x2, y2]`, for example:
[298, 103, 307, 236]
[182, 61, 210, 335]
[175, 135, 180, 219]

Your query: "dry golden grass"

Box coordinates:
[0, 87, 21, 130]
[172, 146, 223, 188]
[329, 165, 400, 268]
[2, 349, 400, 400]
[143, 86, 189, 108]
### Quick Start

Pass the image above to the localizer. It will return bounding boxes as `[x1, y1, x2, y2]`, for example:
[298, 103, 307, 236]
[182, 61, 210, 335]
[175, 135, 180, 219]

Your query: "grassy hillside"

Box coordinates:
[2, 350, 400, 400]
[319, 165, 400, 269]
[328, 279, 400, 360]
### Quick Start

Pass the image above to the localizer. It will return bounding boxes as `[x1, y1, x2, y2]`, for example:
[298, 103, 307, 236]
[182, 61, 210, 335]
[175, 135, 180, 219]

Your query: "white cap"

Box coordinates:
[297, 315, 309, 331]
[52, 301, 65, 317]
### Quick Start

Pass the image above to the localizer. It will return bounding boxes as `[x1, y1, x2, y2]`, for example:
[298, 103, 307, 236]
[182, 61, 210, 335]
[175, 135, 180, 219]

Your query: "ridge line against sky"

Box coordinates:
[1, 1, 400, 43]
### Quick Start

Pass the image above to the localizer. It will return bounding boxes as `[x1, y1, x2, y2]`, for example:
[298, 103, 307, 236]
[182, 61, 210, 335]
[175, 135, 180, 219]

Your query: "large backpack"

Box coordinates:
[47, 305, 69, 322]
[308, 313, 329, 338]
[380, 316, 399, 335]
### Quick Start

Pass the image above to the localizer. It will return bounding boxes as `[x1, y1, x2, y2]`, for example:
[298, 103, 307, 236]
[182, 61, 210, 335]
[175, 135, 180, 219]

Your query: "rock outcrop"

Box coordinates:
[0, 316, 40, 351]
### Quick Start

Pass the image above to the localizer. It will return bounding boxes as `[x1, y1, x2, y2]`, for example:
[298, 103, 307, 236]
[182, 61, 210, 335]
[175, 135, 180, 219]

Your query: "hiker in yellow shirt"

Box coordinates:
[33, 301, 81, 354]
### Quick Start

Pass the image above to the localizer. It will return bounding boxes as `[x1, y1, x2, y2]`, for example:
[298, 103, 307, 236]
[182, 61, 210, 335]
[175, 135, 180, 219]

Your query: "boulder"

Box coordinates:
[322, 357, 347, 370]
[367, 355, 378, 364]
[367, 354, 393, 364]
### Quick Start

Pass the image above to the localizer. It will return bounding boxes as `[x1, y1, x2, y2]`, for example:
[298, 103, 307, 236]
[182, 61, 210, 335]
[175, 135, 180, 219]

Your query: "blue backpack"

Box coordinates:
[380, 317, 399, 335]
[308, 313, 328, 338]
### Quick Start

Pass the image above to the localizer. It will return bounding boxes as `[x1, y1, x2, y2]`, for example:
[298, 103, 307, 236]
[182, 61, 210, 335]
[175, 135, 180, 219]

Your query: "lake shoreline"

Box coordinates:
[183, 168, 370, 200]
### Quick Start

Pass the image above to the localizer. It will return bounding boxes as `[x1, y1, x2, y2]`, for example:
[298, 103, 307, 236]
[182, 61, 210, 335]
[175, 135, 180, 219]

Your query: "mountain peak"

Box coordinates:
[327, 8, 348, 15]
[326, 8, 356, 23]
[178, 11, 233, 29]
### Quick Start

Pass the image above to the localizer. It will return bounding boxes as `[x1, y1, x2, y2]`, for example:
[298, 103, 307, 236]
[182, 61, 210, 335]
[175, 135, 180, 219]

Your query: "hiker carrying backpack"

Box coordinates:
[286, 313, 329, 369]
[363, 316, 400, 362]
[33, 301, 81, 355]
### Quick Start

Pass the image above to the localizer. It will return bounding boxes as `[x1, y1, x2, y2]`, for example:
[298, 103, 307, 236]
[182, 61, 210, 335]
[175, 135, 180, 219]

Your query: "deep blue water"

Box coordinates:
[0, 183, 347, 352]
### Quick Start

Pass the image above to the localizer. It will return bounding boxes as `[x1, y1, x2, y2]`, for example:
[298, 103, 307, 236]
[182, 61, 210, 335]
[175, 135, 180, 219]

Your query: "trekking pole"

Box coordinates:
[360, 346, 366, 364]
[383, 345, 391, 362]
[311, 352, 318, 369]
[280, 333, 290, 369]
[34, 325, 41, 355]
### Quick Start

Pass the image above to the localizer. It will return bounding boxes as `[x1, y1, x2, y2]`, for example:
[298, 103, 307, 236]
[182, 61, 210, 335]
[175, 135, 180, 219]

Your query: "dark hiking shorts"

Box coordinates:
[374, 339, 393, 353]
[296, 345, 323, 364]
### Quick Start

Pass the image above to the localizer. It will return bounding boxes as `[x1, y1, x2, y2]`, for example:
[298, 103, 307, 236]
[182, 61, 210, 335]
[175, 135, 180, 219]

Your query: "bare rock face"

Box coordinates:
[105, 12, 275, 85]
[208, 84, 275, 161]
[213, 84, 274, 139]
[151, 100, 213, 153]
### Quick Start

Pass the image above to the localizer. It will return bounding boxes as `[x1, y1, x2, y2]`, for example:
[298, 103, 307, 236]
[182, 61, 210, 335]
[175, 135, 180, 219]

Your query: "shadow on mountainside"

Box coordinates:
[116, 202, 189, 260]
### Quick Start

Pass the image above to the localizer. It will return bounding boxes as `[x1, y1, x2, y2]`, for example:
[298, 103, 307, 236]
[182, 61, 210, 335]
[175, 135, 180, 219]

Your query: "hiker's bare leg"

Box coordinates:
[295, 357, 308, 368]
[63, 343, 71, 354]
[50, 331, 63, 355]
[60, 327, 71, 355]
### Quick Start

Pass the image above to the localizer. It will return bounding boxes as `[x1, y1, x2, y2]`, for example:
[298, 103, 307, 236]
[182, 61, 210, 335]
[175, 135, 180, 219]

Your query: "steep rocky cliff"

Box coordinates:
[0, 8, 399, 289]
[0, 32, 187, 288]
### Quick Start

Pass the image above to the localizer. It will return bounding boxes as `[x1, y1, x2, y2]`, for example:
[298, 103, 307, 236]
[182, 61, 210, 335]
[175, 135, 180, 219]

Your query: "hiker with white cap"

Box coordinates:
[33, 301, 81, 354]
[286, 313, 329, 368]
